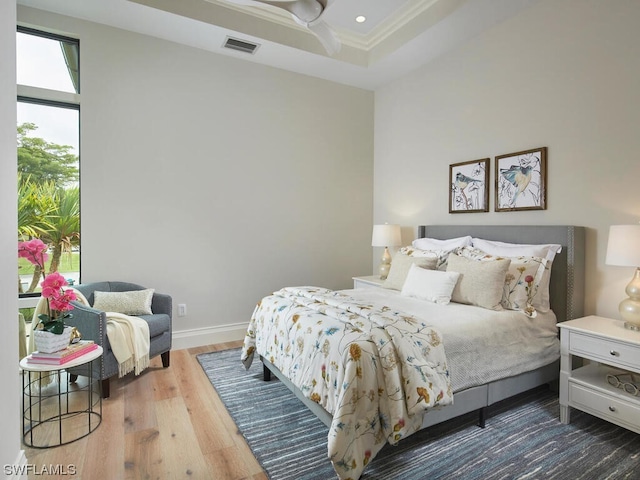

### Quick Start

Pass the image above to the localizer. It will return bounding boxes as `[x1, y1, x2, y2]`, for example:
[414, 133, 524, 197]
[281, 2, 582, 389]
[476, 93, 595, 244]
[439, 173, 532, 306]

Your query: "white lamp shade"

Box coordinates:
[606, 225, 640, 267]
[371, 224, 401, 247]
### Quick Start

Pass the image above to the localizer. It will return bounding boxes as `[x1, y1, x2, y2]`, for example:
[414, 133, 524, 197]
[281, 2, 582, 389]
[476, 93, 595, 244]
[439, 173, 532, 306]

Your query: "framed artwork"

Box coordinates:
[495, 147, 547, 212]
[449, 158, 489, 213]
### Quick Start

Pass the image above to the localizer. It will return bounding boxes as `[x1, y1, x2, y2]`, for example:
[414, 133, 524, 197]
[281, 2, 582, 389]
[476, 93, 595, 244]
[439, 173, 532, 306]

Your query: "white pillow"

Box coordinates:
[401, 264, 460, 305]
[93, 289, 155, 315]
[472, 238, 562, 262]
[412, 236, 472, 251]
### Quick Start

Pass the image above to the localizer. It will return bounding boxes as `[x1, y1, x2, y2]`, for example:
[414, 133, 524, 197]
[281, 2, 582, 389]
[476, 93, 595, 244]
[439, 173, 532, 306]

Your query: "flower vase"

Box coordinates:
[33, 326, 73, 353]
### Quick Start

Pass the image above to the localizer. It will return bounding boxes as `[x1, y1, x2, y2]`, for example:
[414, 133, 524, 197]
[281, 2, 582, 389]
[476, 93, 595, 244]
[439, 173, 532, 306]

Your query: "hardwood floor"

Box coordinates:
[23, 341, 267, 480]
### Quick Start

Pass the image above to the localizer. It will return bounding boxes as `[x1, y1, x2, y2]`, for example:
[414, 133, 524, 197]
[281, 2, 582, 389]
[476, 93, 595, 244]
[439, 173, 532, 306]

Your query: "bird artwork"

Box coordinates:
[450, 159, 489, 213]
[453, 172, 482, 210]
[500, 164, 533, 207]
[455, 172, 481, 191]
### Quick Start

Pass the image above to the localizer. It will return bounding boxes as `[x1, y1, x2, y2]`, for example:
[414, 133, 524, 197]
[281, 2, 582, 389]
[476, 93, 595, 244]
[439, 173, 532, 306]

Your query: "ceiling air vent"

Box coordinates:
[223, 36, 260, 55]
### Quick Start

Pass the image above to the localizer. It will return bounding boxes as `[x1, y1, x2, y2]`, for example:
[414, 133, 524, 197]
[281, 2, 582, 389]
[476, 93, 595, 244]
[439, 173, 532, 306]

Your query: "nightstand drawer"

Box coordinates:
[569, 382, 640, 433]
[569, 331, 640, 371]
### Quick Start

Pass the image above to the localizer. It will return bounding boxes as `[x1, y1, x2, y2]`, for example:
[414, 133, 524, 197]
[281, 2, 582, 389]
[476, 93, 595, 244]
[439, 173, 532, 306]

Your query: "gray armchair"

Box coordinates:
[66, 281, 172, 398]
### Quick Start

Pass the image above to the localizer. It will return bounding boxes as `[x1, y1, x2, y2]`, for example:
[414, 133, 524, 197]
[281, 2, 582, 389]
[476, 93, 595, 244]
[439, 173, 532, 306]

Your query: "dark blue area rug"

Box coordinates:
[197, 348, 640, 480]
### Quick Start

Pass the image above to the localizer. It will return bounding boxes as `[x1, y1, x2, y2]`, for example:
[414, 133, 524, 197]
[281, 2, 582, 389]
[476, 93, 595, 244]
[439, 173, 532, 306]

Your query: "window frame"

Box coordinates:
[17, 25, 81, 306]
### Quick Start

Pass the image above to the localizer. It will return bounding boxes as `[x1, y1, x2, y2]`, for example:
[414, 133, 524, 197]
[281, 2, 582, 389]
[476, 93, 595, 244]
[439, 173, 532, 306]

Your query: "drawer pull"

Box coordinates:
[610, 350, 620, 356]
[609, 406, 617, 412]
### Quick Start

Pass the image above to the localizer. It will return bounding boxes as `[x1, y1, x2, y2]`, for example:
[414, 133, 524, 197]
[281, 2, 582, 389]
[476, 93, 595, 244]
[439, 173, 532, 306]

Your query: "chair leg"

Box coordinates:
[161, 351, 170, 368]
[101, 378, 110, 399]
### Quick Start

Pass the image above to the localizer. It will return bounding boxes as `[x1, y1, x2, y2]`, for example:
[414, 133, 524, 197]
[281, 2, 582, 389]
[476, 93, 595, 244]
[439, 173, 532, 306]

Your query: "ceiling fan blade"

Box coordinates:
[225, 0, 321, 22]
[307, 19, 341, 55]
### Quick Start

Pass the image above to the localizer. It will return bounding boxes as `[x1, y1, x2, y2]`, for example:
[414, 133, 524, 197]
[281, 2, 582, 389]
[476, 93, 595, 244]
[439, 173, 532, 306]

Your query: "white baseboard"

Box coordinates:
[171, 322, 248, 350]
[4, 450, 28, 480]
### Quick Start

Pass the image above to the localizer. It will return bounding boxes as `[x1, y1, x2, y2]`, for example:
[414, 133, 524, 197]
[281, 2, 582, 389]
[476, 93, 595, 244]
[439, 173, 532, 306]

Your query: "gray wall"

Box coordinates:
[18, 6, 374, 347]
[1, 0, 21, 469]
[373, 0, 640, 320]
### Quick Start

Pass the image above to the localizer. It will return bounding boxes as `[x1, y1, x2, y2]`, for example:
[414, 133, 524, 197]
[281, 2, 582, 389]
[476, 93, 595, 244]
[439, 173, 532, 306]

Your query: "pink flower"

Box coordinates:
[50, 294, 74, 312]
[18, 239, 48, 269]
[64, 289, 77, 302]
[19, 239, 75, 332]
[41, 272, 68, 297]
[51, 288, 76, 309]
[41, 285, 59, 298]
[525, 275, 534, 284]
[41, 273, 75, 317]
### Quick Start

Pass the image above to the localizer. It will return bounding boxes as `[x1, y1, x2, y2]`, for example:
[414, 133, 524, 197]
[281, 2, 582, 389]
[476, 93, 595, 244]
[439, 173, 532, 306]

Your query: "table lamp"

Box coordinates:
[605, 224, 640, 331]
[371, 224, 401, 280]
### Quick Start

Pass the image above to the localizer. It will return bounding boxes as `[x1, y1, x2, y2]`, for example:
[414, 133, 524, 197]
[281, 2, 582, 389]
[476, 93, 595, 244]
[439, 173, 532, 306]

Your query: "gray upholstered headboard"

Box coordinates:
[417, 225, 586, 323]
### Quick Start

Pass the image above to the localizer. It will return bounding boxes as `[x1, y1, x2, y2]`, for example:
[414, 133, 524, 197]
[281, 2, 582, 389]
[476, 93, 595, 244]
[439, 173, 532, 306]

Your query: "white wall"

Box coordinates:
[1, 0, 23, 473]
[18, 6, 374, 347]
[374, 0, 640, 319]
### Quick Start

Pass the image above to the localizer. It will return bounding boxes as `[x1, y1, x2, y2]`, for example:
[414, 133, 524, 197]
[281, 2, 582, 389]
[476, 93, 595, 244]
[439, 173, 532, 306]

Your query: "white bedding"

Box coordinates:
[341, 287, 560, 392]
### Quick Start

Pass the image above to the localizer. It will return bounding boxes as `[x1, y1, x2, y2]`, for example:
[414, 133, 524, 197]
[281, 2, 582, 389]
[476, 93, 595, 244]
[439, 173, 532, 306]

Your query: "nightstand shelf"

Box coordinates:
[559, 316, 640, 434]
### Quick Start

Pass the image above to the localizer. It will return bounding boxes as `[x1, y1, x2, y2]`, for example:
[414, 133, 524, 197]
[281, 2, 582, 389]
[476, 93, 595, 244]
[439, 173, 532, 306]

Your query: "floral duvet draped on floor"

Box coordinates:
[241, 287, 452, 480]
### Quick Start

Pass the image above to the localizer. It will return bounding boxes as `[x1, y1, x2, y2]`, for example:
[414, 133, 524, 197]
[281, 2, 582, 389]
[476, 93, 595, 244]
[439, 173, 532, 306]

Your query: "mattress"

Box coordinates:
[342, 286, 560, 392]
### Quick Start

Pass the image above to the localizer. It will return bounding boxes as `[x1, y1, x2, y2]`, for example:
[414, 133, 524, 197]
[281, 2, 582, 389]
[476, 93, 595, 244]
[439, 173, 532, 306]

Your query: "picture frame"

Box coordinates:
[449, 158, 489, 213]
[495, 147, 547, 212]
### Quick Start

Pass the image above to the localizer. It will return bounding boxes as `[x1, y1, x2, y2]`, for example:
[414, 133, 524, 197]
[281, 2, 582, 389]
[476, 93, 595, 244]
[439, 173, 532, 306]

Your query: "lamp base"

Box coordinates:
[378, 247, 392, 280]
[619, 269, 640, 332]
[378, 263, 390, 280]
[624, 321, 640, 332]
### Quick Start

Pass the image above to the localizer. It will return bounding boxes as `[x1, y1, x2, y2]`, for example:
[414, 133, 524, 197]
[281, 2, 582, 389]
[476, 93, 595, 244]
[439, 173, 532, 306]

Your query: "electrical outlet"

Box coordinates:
[178, 304, 187, 317]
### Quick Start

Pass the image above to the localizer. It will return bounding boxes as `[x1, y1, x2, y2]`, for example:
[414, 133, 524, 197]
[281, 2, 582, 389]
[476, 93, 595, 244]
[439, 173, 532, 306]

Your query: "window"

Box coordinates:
[17, 26, 80, 322]
[17, 27, 79, 94]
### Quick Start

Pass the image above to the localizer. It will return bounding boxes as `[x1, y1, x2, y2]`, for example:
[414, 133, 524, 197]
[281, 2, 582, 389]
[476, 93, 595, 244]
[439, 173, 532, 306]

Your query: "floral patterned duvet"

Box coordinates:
[241, 286, 453, 480]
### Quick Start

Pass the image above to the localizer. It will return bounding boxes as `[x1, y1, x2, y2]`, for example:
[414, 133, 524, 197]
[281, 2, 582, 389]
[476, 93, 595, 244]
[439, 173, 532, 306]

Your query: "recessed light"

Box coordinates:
[355, 15, 366, 23]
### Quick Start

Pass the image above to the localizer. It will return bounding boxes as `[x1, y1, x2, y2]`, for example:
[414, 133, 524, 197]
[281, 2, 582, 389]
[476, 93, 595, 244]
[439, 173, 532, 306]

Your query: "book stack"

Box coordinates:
[27, 340, 97, 365]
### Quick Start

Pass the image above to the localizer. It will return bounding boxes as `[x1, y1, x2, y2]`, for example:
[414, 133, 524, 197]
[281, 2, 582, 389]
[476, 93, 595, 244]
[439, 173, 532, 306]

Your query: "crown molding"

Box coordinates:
[204, 0, 450, 56]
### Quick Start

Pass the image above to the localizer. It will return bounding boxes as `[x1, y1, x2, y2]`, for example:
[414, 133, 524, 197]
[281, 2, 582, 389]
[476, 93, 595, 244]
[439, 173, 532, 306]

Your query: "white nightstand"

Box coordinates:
[352, 275, 385, 289]
[558, 316, 640, 434]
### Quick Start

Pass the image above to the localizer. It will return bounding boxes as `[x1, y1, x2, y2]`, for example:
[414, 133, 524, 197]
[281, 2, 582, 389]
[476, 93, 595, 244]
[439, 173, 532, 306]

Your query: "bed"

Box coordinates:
[241, 225, 585, 480]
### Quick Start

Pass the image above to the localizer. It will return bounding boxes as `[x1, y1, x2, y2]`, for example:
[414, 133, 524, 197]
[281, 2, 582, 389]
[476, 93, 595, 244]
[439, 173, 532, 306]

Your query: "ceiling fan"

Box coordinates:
[224, 0, 341, 55]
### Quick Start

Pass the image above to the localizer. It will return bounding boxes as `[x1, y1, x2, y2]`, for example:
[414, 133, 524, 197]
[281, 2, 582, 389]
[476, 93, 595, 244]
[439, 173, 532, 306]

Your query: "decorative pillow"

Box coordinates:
[456, 246, 551, 315]
[446, 254, 510, 310]
[383, 252, 438, 291]
[472, 238, 561, 262]
[400, 263, 460, 305]
[412, 235, 472, 251]
[454, 245, 493, 262]
[501, 257, 551, 318]
[400, 246, 452, 271]
[93, 289, 155, 315]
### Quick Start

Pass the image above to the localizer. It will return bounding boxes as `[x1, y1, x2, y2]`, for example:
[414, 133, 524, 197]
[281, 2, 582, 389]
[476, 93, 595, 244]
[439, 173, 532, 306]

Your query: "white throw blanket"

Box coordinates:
[71, 289, 150, 377]
[105, 311, 150, 377]
[32, 289, 151, 377]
